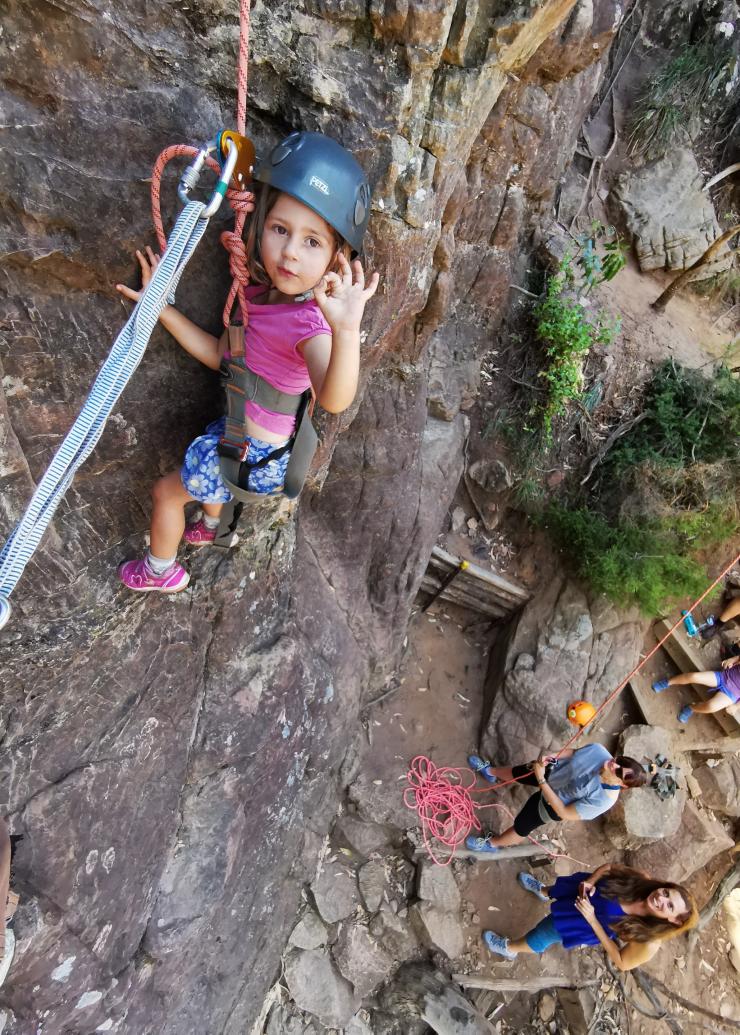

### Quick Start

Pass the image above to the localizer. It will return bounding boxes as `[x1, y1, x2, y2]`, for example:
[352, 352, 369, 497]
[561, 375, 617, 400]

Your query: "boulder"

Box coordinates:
[416, 860, 461, 913]
[693, 757, 740, 818]
[358, 861, 387, 914]
[627, 800, 734, 882]
[409, 902, 466, 959]
[333, 924, 396, 1000]
[283, 949, 358, 1028]
[369, 905, 421, 960]
[604, 726, 686, 849]
[289, 910, 328, 951]
[481, 578, 645, 763]
[311, 864, 361, 925]
[613, 148, 733, 278]
[335, 815, 395, 859]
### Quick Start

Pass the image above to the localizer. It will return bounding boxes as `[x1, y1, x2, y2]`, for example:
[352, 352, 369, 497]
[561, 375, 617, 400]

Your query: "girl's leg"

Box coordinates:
[484, 765, 515, 782]
[202, 502, 223, 520]
[664, 671, 721, 689]
[719, 598, 740, 624]
[690, 691, 733, 715]
[150, 470, 197, 559]
[507, 938, 538, 954]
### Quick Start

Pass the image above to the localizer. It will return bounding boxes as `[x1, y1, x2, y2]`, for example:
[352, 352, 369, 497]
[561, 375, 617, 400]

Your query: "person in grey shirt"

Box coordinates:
[466, 743, 648, 854]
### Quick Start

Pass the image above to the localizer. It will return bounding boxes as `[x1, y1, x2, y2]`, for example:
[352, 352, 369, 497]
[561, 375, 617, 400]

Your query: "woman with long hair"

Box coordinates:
[483, 863, 698, 971]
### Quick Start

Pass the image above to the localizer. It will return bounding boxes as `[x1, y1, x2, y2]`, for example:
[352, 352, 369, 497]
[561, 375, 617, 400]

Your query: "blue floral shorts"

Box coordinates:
[181, 418, 291, 502]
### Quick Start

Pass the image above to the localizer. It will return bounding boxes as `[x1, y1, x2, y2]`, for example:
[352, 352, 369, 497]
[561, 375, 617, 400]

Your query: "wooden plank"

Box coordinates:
[419, 577, 508, 619]
[629, 671, 666, 728]
[431, 546, 530, 602]
[427, 558, 527, 608]
[453, 976, 598, 993]
[654, 618, 740, 733]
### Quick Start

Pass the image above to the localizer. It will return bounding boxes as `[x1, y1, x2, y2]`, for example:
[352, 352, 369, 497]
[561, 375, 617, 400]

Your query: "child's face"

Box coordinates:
[261, 193, 336, 296]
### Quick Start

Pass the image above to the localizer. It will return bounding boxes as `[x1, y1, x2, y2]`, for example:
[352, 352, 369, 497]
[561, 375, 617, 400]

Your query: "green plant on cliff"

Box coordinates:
[534, 258, 620, 442]
[538, 361, 740, 614]
[629, 40, 738, 158]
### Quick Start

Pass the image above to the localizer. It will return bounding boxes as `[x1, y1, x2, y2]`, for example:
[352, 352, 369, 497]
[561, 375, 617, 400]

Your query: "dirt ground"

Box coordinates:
[349, 571, 740, 1031]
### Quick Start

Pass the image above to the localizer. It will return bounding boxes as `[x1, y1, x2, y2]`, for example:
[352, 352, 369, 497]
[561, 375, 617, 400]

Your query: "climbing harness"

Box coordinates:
[213, 333, 318, 549]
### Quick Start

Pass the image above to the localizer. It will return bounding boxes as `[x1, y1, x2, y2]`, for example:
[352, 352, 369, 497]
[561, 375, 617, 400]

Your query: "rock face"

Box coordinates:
[626, 800, 734, 883]
[693, 757, 740, 818]
[613, 149, 733, 278]
[0, 0, 626, 1030]
[481, 576, 645, 764]
[604, 725, 687, 850]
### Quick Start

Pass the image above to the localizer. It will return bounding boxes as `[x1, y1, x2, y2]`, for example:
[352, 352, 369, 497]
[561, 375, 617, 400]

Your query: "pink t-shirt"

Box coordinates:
[226, 285, 331, 437]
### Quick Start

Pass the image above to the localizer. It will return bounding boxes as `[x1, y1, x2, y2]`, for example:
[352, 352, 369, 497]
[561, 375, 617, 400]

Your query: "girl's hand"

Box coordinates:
[116, 246, 161, 303]
[578, 879, 596, 899]
[722, 656, 740, 670]
[575, 895, 596, 924]
[313, 253, 379, 333]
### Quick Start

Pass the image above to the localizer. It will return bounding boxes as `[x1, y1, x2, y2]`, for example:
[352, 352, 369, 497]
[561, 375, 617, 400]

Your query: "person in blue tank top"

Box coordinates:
[483, 863, 697, 971]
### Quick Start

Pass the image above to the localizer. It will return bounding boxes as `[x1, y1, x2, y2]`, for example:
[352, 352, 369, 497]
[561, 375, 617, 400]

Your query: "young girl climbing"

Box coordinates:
[483, 863, 697, 971]
[652, 654, 740, 723]
[116, 132, 379, 593]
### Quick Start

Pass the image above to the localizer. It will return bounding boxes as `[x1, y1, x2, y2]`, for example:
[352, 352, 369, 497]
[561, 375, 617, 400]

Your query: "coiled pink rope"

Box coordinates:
[149, 0, 254, 327]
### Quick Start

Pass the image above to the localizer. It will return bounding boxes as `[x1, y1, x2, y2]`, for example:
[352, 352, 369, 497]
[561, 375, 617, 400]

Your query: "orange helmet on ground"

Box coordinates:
[567, 700, 597, 727]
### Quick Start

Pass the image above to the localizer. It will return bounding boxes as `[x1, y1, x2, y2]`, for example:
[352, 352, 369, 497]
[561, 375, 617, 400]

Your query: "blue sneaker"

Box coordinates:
[517, 871, 549, 902]
[652, 679, 670, 693]
[483, 931, 516, 959]
[678, 705, 693, 724]
[468, 754, 498, 784]
[465, 834, 499, 853]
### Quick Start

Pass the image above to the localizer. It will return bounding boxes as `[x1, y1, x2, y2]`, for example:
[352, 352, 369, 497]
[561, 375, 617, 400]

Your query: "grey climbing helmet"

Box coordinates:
[253, 131, 371, 253]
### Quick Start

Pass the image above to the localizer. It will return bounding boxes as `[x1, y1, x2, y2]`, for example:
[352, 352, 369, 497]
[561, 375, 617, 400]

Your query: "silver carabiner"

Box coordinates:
[177, 136, 239, 218]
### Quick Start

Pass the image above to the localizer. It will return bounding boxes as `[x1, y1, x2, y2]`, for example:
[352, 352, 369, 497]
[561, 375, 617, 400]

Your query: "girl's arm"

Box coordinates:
[310, 254, 379, 414]
[116, 247, 224, 370]
[574, 897, 658, 971]
[0, 820, 11, 960]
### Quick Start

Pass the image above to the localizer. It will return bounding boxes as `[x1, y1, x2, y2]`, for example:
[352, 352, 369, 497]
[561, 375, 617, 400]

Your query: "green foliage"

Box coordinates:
[534, 263, 620, 442]
[607, 361, 740, 472]
[536, 362, 740, 614]
[629, 41, 737, 158]
[573, 222, 628, 292]
[542, 502, 736, 615]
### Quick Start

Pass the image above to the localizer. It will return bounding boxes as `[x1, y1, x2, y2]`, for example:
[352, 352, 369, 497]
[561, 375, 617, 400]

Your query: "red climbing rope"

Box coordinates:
[406, 549, 740, 863]
[149, 0, 254, 328]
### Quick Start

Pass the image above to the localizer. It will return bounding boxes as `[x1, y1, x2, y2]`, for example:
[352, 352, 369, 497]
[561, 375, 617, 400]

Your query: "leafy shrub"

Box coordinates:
[534, 266, 620, 442]
[607, 361, 740, 472]
[542, 502, 736, 614]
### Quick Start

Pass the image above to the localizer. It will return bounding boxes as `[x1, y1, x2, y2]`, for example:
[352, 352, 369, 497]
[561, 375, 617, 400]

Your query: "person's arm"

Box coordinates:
[722, 656, 740, 671]
[575, 897, 658, 971]
[532, 760, 581, 821]
[310, 254, 379, 414]
[116, 247, 224, 370]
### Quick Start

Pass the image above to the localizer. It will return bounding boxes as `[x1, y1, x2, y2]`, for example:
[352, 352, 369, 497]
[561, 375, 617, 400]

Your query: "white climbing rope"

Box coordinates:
[0, 200, 211, 630]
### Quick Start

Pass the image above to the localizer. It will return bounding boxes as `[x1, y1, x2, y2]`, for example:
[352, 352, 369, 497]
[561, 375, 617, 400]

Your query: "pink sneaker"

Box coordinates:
[183, 517, 217, 546]
[118, 558, 190, 593]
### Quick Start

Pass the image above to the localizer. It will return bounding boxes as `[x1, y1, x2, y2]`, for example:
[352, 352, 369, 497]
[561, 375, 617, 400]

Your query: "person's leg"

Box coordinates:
[689, 690, 734, 715]
[660, 670, 721, 689]
[489, 826, 525, 848]
[150, 471, 196, 560]
[484, 916, 561, 958]
[720, 598, 740, 624]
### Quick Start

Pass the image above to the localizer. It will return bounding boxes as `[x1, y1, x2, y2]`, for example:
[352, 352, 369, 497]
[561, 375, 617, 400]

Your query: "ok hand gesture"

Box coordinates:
[313, 254, 379, 334]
